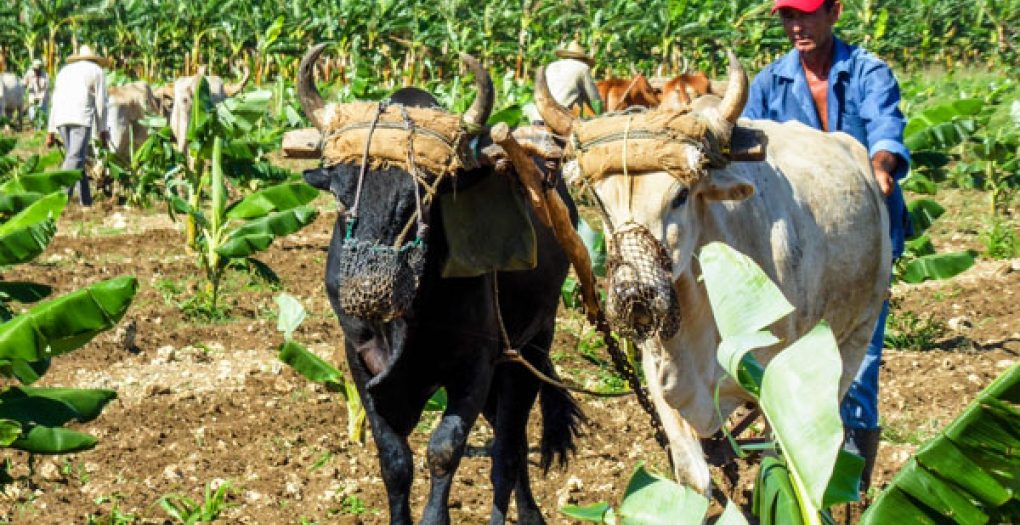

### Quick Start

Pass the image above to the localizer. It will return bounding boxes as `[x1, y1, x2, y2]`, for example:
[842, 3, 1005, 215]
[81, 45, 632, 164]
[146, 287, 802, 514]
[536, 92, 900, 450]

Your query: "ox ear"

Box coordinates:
[303, 168, 333, 191]
[700, 170, 754, 202]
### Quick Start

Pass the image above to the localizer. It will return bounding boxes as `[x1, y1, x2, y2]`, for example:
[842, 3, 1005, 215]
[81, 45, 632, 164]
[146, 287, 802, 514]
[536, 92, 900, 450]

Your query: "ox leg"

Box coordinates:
[486, 358, 545, 525]
[642, 349, 713, 495]
[420, 357, 496, 525]
[348, 353, 416, 525]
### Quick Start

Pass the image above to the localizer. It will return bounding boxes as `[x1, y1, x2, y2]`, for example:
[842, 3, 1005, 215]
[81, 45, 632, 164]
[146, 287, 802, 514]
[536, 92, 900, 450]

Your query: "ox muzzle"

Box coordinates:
[335, 235, 426, 322]
[605, 223, 680, 341]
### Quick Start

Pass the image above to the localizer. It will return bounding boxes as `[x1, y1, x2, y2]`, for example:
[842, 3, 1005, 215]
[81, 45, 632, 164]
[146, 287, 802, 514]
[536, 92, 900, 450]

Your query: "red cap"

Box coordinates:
[771, 0, 825, 14]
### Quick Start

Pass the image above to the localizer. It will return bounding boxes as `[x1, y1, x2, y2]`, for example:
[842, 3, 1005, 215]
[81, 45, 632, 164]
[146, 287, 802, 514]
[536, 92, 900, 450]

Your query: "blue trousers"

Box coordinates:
[839, 300, 888, 430]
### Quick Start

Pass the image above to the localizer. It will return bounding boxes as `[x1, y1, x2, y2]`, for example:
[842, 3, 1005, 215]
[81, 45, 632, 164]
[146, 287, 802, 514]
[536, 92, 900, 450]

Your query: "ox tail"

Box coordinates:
[532, 350, 586, 472]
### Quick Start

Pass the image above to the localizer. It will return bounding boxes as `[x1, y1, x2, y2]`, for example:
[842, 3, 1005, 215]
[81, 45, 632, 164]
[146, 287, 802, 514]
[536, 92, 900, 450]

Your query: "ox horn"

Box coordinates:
[534, 66, 575, 137]
[717, 50, 748, 125]
[297, 43, 329, 130]
[223, 61, 250, 97]
[459, 54, 494, 134]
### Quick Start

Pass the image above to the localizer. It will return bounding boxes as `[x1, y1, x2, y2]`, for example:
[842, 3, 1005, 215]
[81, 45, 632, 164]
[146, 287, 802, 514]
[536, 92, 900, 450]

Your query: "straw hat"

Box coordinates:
[31, 58, 43, 68]
[555, 41, 595, 66]
[67, 45, 110, 67]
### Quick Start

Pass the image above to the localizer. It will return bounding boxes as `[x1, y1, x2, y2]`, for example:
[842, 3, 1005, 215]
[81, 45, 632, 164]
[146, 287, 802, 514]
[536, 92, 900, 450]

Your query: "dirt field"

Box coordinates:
[1, 182, 1018, 523]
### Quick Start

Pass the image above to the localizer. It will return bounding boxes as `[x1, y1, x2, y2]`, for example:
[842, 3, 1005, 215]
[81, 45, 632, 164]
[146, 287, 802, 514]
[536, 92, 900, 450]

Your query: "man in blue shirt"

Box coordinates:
[742, 0, 911, 491]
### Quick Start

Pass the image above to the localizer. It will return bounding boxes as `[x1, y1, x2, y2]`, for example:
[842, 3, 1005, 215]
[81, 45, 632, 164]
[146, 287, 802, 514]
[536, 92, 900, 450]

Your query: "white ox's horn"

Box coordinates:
[717, 50, 748, 125]
[223, 61, 250, 97]
[533, 66, 576, 137]
[459, 53, 494, 134]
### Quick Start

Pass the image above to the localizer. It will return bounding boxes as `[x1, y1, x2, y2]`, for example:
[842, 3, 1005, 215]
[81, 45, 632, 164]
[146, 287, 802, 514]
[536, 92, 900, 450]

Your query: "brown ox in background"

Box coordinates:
[597, 70, 721, 113]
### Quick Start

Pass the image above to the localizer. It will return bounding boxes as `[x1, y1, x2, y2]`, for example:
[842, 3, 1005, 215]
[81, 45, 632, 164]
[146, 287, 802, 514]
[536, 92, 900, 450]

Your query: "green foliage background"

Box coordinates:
[0, 0, 1015, 87]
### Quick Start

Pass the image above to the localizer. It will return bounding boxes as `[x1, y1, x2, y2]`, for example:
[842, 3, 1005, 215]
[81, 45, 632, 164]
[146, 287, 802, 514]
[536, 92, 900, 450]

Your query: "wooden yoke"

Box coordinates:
[491, 122, 601, 324]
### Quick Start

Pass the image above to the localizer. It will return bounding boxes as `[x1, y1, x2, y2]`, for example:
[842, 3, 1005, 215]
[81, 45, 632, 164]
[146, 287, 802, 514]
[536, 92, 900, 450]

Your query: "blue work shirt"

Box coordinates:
[742, 37, 910, 258]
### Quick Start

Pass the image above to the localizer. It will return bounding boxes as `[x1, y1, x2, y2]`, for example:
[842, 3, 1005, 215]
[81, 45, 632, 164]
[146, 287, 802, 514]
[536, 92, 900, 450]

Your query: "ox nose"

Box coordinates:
[609, 279, 662, 336]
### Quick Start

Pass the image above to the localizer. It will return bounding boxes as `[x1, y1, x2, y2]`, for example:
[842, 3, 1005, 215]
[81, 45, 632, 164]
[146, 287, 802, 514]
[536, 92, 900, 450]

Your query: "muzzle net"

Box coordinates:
[336, 235, 427, 321]
[605, 223, 680, 341]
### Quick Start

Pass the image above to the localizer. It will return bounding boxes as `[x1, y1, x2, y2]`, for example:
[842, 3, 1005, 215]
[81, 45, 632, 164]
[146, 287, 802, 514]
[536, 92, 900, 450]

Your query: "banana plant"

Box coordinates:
[274, 293, 367, 445]
[172, 137, 318, 314]
[896, 198, 976, 284]
[860, 363, 1020, 524]
[0, 176, 137, 458]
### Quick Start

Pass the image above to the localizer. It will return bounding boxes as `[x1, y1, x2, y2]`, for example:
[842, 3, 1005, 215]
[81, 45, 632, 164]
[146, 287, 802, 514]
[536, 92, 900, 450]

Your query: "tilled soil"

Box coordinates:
[1, 191, 1018, 524]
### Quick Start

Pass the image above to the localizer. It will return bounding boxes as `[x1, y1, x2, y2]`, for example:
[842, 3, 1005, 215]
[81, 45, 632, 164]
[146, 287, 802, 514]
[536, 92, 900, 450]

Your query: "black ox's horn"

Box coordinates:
[297, 43, 329, 130]
[459, 53, 493, 133]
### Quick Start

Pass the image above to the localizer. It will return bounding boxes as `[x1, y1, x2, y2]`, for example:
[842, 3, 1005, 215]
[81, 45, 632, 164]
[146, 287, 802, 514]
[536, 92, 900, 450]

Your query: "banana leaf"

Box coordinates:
[0, 386, 115, 426]
[278, 340, 344, 390]
[225, 182, 319, 220]
[898, 250, 976, 283]
[0, 419, 20, 446]
[0, 170, 81, 194]
[754, 456, 804, 525]
[275, 293, 306, 341]
[0, 191, 44, 215]
[578, 217, 607, 277]
[0, 219, 56, 266]
[906, 199, 945, 237]
[0, 281, 52, 303]
[0, 276, 138, 362]
[19, 387, 117, 422]
[216, 205, 318, 258]
[560, 501, 612, 522]
[0, 191, 68, 237]
[616, 465, 708, 525]
[11, 426, 98, 454]
[862, 364, 1020, 524]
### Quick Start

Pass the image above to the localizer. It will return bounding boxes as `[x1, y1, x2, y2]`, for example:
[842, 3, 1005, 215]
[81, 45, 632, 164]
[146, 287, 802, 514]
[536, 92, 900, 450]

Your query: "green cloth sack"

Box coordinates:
[440, 173, 537, 278]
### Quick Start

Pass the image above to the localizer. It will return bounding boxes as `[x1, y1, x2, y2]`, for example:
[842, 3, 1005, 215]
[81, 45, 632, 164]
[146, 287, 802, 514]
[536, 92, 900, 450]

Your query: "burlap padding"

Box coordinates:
[569, 109, 726, 184]
[321, 102, 477, 175]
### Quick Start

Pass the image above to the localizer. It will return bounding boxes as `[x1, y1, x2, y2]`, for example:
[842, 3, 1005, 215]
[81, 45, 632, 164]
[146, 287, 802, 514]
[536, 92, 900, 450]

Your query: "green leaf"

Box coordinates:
[11, 426, 98, 454]
[717, 331, 777, 396]
[275, 293, 306, 341]
[19, 387, 117, 422]
[899, 173, 938, 195]
[216, 205, 318, 259]
[0, 419, 21, 446]
[906, 199, 945, 236]
[277, 341, 343, 389]
[898, 251, 976, 284]
[0, 281, 52, 303]
[754, 456, 804, 525]
[0, 170, 81, 194]
[699, 242, 794, 339]
[822, 450, 864, 507]
[904, 234, 935, 257]
[761, 322, 844, 510]
[617, 465, 709, 524]
[0, 191, 68, 237]
[0, 276, 138, 362]
[578, 217, 607, 277]
[0, 191, 45, 215]
[717, 500, 750, 525]
[0, 219, 56, 266]
[424, 388, 448, 412]
[225, 182, 319, 220]
[210, 137, 227, 234]
[487, 105, 524, 127]
[560, 501, 612, 522]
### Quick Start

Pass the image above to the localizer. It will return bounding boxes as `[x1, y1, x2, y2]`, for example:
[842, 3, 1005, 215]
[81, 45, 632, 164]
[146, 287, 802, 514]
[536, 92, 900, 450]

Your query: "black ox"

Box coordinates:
[298, 44, 583, 525]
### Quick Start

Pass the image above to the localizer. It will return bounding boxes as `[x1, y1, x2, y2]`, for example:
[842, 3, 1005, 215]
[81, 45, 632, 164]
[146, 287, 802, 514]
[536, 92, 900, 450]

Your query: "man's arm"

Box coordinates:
[859, 60, 910, 194]
[580, 68, 603, 116]
[94, 68, 109, 142]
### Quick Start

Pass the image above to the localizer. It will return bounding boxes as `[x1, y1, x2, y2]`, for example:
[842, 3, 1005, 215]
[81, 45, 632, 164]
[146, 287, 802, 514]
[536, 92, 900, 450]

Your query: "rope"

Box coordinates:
[346, 101, 387, 238]
[491, 273, 635, 398]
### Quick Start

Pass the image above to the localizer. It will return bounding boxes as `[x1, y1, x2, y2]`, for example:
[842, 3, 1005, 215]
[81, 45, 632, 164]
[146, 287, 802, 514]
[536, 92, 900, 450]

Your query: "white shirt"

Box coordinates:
[22, 68, 49, 103]
[544, 58, 602, 111]
[47, 60, 107, 134]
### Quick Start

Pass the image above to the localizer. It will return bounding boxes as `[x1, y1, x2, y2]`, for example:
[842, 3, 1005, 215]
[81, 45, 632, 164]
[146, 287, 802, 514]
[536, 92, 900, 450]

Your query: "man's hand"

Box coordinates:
[871, 150, 899, 196]
[45, 133, 56, 148]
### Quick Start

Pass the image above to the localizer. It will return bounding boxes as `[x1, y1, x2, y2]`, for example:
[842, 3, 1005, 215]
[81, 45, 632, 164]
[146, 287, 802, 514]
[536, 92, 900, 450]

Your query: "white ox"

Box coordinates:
[534, 53, 889, 493]
[0, 72, 24, 125]
[107, 81, 160, 163]
[168, 65, 249, 151]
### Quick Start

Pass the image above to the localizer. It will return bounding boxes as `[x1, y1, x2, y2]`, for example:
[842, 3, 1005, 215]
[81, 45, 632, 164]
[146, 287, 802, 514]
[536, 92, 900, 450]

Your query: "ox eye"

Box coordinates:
[671, 188, 690, 208]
